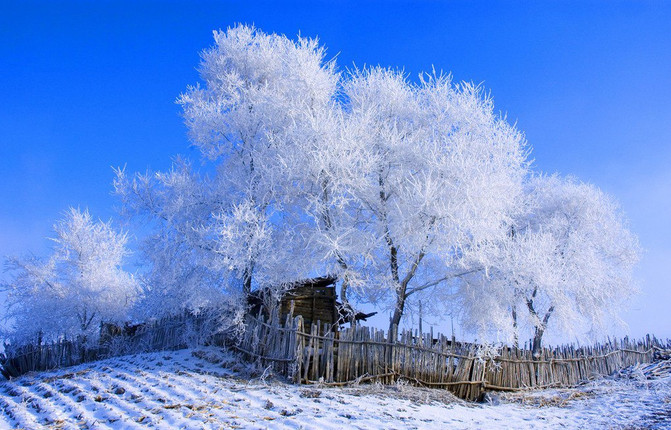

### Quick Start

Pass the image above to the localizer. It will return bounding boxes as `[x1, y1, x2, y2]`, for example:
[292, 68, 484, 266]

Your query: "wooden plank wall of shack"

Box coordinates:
[279, 284, 338, 332]
[239, 315, 670, 401]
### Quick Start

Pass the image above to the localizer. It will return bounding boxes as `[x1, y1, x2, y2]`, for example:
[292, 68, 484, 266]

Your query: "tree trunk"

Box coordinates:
[525, 288, 554, 359]
[242, 264, 254, 296]
[378, 173, 426, 336]
[387, 250, 426, 335]
[531, 326, 544, 359]
[512, 306, 519, 349]
[385, 231, 403, 335]
[389, 283, 407, 335]
[339, 275, 356, 325]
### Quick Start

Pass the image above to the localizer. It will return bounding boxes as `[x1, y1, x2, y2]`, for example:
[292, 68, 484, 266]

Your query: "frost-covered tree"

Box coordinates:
[119, 25, 638, 345]
[178, 24, 341, 294]
[344, 68, 528, 331]
[116, 25, 342, 319]
[177, 25, 339, 296]
[461, 175, 641, 353]
[1, 208, 138, 345]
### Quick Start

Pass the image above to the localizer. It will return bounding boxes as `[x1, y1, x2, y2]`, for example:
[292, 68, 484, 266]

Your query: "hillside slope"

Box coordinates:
[0, 347, 669, 429]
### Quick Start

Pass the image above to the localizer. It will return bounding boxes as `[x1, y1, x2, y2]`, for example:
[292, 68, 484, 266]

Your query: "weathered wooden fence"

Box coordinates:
[236, 314, 669, 401]
[0, 311, 227, 379]
[3, 310, 667, 401]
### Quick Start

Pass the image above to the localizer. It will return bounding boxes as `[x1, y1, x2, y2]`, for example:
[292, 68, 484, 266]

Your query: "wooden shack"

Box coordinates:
[279, 276, 339, 330]
[247, 275, 376, 332]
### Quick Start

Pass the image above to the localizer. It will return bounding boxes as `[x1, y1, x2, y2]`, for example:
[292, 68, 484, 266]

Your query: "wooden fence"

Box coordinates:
[3, 310, 667, 402]
[0, 311, 226, 379]
[236, 314, 669, 401]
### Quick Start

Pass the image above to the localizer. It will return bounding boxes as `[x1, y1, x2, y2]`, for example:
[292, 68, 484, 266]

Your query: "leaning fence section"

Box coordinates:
[233, 312, 300, 379]
[240, 315, 669, 401]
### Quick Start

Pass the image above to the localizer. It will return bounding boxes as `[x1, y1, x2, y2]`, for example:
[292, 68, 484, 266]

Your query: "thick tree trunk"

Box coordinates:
[525, 290, 554, 359]
[389, 282, 407, 336]
[532, 326, 545, 358]
[339, 274, 356, 325]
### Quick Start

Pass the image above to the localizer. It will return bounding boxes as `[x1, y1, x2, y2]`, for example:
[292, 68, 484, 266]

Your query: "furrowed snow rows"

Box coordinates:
[0, 348, 670, 429]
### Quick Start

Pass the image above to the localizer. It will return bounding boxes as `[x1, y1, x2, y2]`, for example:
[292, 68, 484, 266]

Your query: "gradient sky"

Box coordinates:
[1, 1, 670, 341]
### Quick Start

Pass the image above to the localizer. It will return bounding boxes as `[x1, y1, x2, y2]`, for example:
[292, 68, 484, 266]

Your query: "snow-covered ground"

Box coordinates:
[0, 347, 669, 429]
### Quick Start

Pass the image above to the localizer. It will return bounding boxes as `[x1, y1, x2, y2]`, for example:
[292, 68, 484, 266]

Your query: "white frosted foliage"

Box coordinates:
[2, 208, 139, 344]
[461, 175, 641, 347]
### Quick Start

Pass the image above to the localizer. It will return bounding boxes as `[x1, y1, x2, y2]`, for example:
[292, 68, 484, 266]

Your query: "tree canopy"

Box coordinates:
[1, 208, 138, 344]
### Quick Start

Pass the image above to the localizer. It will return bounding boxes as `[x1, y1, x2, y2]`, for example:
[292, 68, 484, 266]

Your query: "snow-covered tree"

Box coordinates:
[1, 208, 138, 345]
[179, 24, 343, 293]
[124, 27, 530, 331]
[461, 175, 641, 353]
[116, 25, 342, 321]
[177, 25, 337, 296]
[343, 68, 529, 331]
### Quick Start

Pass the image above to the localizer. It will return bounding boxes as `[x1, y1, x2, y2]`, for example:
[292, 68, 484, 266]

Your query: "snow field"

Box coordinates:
[0, 347, 669, 429]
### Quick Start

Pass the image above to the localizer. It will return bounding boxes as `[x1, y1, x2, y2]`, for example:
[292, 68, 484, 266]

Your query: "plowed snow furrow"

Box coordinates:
[11, 384, 68, 428]
[0, 409, 10, 430]
[34, 380, 112, 430]
[0, 387, 43, 429]
[76, 381, 149, 428]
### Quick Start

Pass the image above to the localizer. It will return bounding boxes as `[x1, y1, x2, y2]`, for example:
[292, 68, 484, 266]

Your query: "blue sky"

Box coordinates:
[1, 1, 670, 340]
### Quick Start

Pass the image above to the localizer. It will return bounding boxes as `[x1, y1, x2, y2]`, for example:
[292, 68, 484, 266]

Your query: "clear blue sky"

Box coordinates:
[1, 1, 670, 340]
